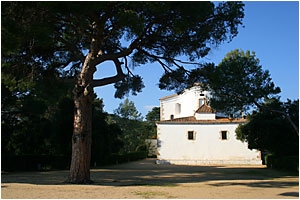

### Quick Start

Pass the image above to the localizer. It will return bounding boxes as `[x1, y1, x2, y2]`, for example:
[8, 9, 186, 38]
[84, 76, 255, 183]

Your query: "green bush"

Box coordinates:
[2, 155, 70, 171]
[92, 151, 148, 167]
[3, 151, 148, 171]
[265, 154, 299, 172]
[113, 151, 148, 164]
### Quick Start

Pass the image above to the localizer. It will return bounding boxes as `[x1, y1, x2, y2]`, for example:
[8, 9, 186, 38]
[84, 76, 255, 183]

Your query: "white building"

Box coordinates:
[156, 85, 262, 165]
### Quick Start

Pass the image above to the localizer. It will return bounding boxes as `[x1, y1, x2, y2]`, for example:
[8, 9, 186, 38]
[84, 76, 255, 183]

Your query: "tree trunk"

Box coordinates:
[68, 53, 95, 183]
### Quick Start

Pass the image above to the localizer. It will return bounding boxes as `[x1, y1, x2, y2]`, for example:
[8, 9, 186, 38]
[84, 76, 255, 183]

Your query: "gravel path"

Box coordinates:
[1, 158, 299, 199]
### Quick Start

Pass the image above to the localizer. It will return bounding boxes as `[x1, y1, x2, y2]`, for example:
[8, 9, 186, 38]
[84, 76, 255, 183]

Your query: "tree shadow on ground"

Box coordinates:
[2, 158, 299, 190]
[208, 181, 298, 188]
[279, 192, 299, 197]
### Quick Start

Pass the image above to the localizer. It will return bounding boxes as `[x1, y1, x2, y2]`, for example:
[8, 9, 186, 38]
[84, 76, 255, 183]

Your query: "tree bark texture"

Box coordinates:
[68, 53, 95, 183]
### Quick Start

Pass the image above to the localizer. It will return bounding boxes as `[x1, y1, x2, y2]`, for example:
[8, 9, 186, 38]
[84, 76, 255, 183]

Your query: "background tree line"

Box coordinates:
[2, 78, 159, 170]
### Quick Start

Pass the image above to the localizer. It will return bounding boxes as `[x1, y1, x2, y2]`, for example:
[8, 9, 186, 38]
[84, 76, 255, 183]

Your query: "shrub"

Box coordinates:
[2, 155, 70, 171]
[3, 151, 148, 171]
[265, 154, 299, 172]
[91, 151, 148, 167]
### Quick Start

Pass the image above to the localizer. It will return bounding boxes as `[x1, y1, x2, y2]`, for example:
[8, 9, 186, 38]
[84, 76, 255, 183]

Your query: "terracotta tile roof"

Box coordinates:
[159, 94, 178, 100]
[195, 104, 216, 113]
[157, 116, 247, 124]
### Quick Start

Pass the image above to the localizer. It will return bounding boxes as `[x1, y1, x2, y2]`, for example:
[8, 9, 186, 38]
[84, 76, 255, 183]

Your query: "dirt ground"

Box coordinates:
[1, 158, 299, 199]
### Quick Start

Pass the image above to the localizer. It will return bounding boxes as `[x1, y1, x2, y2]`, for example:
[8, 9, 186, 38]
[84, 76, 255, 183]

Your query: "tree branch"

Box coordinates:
[91, 58, 125, 88]
[138, 47, 191, 75]
[51, 56, 78, 70]
[57, 37, 85, 63]
[149, 53, 203, 66]
[136, 48, 168, 72]
[123, 56, 134, 77]
[137, 46, 202, 74]
[95, 21, 155, 64]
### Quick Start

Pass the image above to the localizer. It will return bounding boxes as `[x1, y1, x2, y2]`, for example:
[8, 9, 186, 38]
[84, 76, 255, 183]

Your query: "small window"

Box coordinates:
[188, 131, 194, 140]
[221, 131, 228, 140]
[170, 115, 174, 120]
[200, 94, 205, 96]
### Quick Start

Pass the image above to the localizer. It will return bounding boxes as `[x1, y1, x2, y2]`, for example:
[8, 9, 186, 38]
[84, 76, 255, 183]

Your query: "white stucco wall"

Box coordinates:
[161, 87, 211, 120]
[156, 123, 262, 165]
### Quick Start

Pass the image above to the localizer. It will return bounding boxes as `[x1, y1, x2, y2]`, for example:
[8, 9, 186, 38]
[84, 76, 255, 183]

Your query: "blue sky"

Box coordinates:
[94, 1, 299, 118]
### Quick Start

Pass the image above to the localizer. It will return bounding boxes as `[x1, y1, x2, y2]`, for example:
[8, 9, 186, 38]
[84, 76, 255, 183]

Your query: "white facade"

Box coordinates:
[157, 122, 261, 165]
[156, 86, 262, 165]
[160, 86, 210, 120]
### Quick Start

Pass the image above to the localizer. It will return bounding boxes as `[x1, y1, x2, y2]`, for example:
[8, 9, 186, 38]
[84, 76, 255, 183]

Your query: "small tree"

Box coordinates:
[113, 99, 147, 152]
[145, 107, 160, 138]
[114, 98, 143, 121]
[146, 107, 160, 122]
